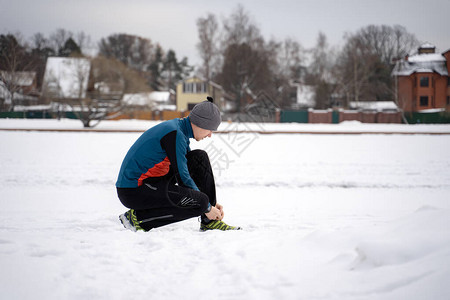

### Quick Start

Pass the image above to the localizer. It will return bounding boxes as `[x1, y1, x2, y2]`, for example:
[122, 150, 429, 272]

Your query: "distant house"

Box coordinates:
[42, 57, 91, 100]
[392, 44, 450, 112]
[0, 71, 39, 109]
[0, 71, 38, 95]
[176, 76, 225, 111]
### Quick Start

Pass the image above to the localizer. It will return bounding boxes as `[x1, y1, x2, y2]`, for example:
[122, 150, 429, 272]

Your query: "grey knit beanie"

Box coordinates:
[189, 97, 221, 131]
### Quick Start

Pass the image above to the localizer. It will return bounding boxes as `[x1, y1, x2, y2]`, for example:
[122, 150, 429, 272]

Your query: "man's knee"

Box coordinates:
[187, 149, 209, 162]
[192, 190, 210, 213]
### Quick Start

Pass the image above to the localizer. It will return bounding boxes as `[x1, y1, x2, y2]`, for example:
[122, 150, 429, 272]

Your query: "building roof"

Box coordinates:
[419, 43, 436, 49]
[392, 52, 448, 76]
[43, 57, 91, 99]
[123, 91, 171, 106]
[0, 71, 36, 86]
[179, 76, 223, 90]
[408, 53, 446, 63]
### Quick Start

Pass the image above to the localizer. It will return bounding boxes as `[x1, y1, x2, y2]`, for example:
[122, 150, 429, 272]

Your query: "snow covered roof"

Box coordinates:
[43, 57, 91, 99]
[123, 93, 153, 106]
[349, 101, 398, 111]
[0, 71, 36, 86]
[122, 91, 171, 107]
[392, 52, 448, 76]
[149, 91, 171, 103]
[408, 53, 446, 63]
[419, 43, 436, 49]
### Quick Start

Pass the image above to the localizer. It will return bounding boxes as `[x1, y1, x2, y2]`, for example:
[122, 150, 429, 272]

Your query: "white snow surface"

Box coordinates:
[1, 120, 450, 299]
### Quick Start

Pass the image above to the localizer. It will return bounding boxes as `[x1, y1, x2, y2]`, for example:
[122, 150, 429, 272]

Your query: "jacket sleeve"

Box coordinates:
[160, 130, 199, 191]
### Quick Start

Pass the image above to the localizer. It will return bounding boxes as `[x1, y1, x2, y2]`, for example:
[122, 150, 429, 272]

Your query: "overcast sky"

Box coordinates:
[1, 0, 449, 66]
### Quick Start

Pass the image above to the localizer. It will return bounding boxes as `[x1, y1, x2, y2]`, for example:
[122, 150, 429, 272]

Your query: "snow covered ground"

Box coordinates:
[1, 119, 450, 299]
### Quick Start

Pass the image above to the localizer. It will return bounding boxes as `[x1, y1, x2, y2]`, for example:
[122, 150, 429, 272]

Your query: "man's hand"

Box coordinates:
[205, 206, 222, 221]
[216, 203, 224, 219]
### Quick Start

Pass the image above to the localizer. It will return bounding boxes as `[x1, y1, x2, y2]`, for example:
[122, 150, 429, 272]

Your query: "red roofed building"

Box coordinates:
[392, 44, 450, 112]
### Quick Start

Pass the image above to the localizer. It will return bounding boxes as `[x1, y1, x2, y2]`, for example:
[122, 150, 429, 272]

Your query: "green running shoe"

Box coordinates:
[200, 220, 242, 231]
[119, 209, 145, 232]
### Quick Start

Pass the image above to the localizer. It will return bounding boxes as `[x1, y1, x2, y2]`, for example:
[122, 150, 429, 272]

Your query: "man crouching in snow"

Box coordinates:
[116, 97, 240, 232]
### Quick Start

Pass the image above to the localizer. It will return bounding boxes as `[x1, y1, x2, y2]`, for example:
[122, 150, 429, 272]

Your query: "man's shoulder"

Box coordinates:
[144, 119, 178, 135]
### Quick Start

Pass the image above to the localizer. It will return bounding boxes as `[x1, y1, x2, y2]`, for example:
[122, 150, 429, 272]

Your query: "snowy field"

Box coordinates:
[1, 119, 450, 300]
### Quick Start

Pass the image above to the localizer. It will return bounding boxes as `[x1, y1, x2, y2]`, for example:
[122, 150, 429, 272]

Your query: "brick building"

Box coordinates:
[392, 44, 450, 112]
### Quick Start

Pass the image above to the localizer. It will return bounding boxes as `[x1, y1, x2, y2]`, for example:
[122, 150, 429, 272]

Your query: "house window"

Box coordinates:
[183, 82, 207, 93]
[447, 96, 450, 105]
[419, 96, 429, 106]
[196, 82, 207, 93]
[447, 77, 450, 86]
[420, 76, 429, 87]
[183, 82, 193, 93]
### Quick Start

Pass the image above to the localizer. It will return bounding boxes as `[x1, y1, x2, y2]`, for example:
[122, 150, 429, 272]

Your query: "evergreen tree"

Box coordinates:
[59, 38, 82, 57]
[161, 49, 191, 91]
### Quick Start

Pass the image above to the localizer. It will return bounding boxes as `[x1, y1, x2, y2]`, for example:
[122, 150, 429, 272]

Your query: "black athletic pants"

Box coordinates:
[117, 150, 216, 231]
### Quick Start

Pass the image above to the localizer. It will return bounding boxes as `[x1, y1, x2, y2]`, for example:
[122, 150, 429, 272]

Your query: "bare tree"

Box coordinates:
[218, 42, 271, 112]
[75, 31, 92, 55]
[271, 38, 305, 108]
[221, 4, 262, 49]
[216, 5, 277, 111]
[0, 33, 36, 111]
[355, 25, 418, 65]
[196, 13, 220, 81]
[31, 33, 51, 52]
[309, 32, 331, 82]
[335, 24, 418, 105]
[276, 38, 303, 80]
[309, 32, 336, 108]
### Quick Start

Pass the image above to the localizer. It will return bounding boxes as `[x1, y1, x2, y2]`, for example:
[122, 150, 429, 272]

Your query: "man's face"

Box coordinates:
[194, 127, 212, 141]
[192, 123, 213, 141]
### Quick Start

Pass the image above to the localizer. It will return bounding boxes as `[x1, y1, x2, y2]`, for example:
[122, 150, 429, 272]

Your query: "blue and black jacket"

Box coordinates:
[116, 117, 199, 190]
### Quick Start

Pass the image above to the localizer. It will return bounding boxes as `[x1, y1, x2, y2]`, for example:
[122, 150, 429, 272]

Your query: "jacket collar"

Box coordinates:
[180, 117, 194, 139]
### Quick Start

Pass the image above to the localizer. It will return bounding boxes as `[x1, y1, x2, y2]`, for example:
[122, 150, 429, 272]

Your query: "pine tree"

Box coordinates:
[59, 38, 82, 57]
[161, 50, 192, 91]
